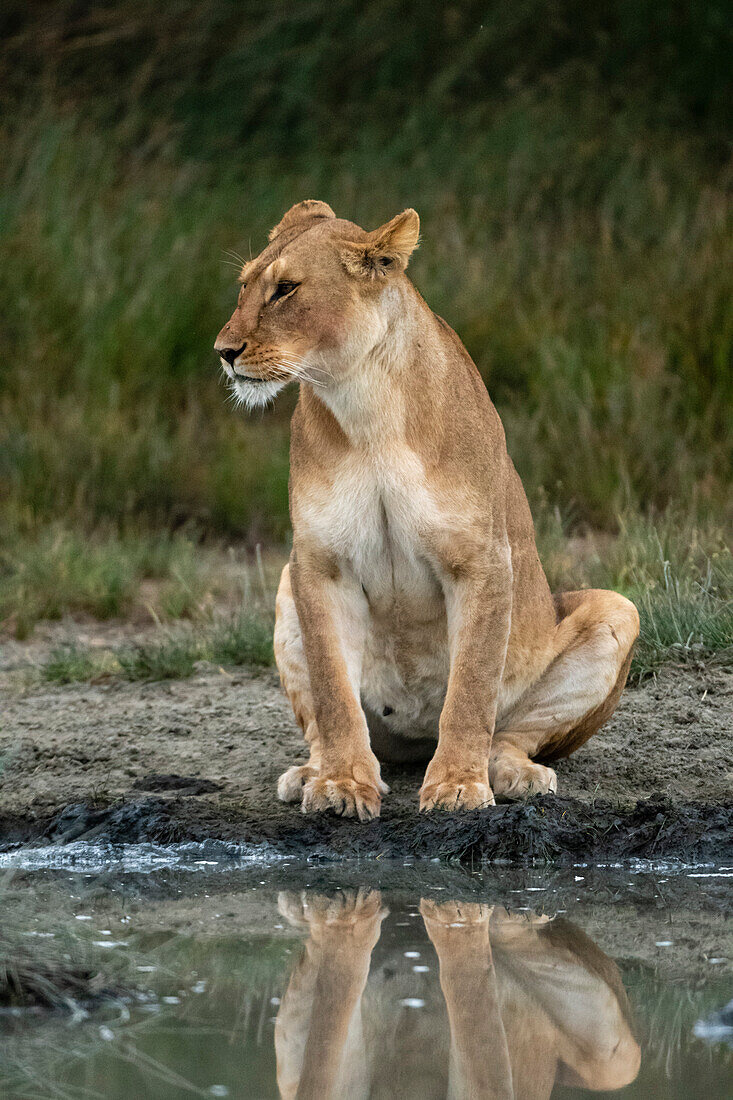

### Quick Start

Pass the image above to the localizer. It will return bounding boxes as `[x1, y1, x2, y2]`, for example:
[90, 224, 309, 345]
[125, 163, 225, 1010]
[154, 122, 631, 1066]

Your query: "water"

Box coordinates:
[0, 853, 730, 1098]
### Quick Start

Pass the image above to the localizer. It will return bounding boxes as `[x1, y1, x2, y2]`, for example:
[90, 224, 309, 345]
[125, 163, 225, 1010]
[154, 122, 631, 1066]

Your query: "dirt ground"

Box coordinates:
[1, 626, 731, 862]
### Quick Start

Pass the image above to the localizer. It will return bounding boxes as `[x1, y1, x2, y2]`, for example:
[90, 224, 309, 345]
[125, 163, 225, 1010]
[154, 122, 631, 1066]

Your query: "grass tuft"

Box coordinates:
[40, 609, 275, 685]
[209, 610, 275, 668]
[537, 508, 733, 681]
[633, 584, 733, 681]
[43, 645, 106, 685]
[116, 636, 201, 682]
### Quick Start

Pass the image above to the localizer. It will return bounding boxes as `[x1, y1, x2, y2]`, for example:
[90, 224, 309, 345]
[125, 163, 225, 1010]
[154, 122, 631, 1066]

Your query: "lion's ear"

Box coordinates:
[269, 200, 336, 242]
[339, 209, 420, 279]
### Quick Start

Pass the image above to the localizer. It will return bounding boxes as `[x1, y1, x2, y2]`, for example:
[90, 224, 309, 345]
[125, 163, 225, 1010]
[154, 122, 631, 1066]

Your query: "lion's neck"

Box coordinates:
[316, 339, 410, 446]
[311, 289, 445, 448]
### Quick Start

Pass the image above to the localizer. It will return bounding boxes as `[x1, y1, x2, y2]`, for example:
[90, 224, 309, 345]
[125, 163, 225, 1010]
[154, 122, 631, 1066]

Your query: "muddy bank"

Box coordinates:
[3, 791, 729, 865]
[1, 655, 731, 863]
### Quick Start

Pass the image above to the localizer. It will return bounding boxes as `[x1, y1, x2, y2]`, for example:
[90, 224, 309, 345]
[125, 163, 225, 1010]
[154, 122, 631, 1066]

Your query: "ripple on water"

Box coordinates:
[0, 839, 286, 873]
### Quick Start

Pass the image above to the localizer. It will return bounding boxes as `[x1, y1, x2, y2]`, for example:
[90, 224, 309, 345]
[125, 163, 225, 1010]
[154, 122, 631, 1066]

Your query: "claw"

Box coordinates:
[419, 778, 495, 812]
[302, 776, 382, 821]
[490, 756, 557, 800]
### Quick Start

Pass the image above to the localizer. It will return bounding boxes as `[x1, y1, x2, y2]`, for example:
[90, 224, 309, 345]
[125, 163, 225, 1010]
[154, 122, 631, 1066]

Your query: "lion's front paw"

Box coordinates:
[488, 908, 552, 943]
[490, 754, 557, 800]
[277, 763, 319, 803]
[419, 774, 494, 812]
[278, 887, 386, 931]
[421, 899, 491, 956]
[420, 899, 492, 927]
[302, 767, 387, 822]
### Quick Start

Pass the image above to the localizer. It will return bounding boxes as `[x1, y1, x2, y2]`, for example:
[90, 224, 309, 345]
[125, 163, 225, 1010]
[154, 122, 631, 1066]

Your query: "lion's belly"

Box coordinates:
[360, 600, 449, 742]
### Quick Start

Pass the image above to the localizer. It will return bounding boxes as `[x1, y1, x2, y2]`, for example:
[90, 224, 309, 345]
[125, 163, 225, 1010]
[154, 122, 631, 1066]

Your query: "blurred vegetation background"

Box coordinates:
[1, 1, 731, 664]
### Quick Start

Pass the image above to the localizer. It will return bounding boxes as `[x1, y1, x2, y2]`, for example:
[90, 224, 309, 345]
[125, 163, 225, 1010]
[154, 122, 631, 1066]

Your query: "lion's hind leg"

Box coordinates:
[274, 564, 322, 803]
[491, 589, 639, 800]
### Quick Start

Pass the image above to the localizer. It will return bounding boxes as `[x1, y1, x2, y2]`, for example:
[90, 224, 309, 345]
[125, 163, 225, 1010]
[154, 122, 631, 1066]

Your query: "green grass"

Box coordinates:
[1, 111, 730, 541]
[537, 510, 733, 680]
[0, 527, 213, 638]
[624, 519, 733, 679]
[114, 611, 274, 681]
[43, 644, 103, 685]
[115, 634, 201, 682]
[43, 608, 275, 684]
[208, 609, 275, 668]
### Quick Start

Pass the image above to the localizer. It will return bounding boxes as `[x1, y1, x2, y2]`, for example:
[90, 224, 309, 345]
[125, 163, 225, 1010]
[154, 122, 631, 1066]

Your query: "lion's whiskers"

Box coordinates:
[224, 349, 332, 396]
[223, 248, 248, 266]
[282, 353, 335, 386]
[274, 356, 329, 388]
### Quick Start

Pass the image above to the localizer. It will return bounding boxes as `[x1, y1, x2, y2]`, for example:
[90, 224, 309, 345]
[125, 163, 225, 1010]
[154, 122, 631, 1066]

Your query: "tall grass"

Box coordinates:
[1, 2, 732, 544]
[0, 4, 731, 664]
[0, 526, 212, 638]
[1, 111, 730, 545]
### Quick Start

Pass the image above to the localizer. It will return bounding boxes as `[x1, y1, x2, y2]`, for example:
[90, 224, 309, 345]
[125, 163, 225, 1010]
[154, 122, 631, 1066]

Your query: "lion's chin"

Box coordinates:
[231, 377, 288, 411]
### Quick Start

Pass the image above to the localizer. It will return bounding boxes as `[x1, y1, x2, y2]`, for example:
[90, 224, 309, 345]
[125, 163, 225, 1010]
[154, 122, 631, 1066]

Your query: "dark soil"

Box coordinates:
[130, 773, 224, 795]
[11, 791, 731, 866]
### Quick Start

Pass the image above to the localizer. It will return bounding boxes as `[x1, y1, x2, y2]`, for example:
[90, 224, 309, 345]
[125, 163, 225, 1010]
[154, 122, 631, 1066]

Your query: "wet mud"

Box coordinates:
[6, 791, 729, 865]
[1, 654, 731, 863]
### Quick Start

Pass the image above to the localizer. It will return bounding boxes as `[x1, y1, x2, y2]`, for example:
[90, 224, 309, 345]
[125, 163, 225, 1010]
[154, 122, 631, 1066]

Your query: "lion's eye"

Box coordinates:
[269, 281, 299, 305]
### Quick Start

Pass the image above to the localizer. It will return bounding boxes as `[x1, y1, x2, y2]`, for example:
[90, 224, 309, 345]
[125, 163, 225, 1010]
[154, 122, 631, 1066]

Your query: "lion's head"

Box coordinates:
[214, 200, 420, 409]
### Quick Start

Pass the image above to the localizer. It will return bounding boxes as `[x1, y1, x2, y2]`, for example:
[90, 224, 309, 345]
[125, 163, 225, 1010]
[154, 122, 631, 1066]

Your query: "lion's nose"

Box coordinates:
[217, 341, 247, 365]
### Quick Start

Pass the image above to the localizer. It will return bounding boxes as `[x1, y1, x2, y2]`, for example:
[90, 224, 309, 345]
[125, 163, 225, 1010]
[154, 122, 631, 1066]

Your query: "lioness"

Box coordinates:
[215, 200, 639, 820]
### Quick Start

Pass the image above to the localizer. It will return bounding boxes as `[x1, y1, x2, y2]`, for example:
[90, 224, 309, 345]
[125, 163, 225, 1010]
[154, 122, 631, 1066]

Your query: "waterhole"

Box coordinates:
[0, 848, 730, 1098]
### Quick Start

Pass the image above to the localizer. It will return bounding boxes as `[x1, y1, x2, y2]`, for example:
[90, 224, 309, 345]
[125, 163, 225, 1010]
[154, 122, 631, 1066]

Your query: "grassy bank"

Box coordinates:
[22, 509, 730, 686]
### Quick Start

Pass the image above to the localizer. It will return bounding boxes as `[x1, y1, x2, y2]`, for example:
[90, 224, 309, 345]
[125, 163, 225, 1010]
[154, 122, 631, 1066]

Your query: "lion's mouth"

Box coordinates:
[233, 374, 268, 384]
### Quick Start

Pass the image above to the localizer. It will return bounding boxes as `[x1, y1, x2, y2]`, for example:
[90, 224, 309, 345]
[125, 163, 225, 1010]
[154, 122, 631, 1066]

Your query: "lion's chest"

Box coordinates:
[303, 449, 445, 618]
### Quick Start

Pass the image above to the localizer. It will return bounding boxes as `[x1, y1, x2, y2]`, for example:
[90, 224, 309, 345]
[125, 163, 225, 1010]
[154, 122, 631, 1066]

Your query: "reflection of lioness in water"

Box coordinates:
[275, 890, 640, 1100]
[215, 200, 639, 819]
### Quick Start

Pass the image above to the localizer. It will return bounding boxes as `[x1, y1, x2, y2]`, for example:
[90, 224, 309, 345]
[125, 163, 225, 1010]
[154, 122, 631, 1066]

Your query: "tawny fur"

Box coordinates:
[215, 200, 640, 820]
